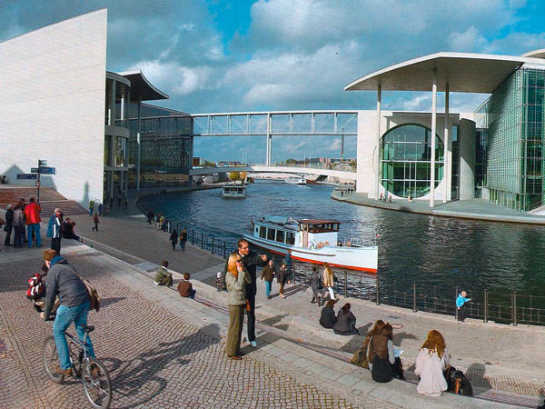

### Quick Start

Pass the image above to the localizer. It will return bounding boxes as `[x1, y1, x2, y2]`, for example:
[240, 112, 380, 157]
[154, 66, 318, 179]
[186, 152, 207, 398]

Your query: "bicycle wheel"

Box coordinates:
[81, 358, 112, 409]
[42, 336, 64, 384]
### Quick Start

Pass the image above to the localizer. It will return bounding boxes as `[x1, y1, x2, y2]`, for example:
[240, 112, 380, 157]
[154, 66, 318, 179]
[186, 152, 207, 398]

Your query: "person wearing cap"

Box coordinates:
[47, 208, 64, 255]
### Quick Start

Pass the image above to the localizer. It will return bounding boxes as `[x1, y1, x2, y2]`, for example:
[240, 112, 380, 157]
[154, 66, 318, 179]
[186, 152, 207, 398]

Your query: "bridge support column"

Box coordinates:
[266, 113, 272, 166]
[430, 69, 437, 208]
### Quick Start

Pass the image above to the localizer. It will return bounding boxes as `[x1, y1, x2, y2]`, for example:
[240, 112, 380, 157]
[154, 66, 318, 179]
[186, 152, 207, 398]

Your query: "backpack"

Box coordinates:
[26, 273, 45, 300]
[82, 279, 100, 312]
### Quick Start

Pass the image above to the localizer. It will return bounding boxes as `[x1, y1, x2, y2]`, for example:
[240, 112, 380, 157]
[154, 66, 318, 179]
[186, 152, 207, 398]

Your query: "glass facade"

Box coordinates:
[478, 68, 545, 210]
[127, 106, 193, 188]
[380, 124, 444, 198]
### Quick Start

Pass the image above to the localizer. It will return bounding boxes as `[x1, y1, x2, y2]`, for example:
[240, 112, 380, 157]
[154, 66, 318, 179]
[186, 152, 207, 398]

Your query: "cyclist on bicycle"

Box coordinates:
[40, 249, 96, 376]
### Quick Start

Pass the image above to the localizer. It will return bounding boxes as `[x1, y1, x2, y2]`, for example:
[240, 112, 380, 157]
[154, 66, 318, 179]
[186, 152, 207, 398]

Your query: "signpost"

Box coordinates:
[30, 160, 56, 203]
[17, 173, 38, 180]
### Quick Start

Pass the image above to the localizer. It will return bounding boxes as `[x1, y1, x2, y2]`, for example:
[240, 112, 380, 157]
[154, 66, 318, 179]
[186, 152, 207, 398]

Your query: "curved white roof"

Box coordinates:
[345, 52, 545, 93]
[522, 49, 545, 59]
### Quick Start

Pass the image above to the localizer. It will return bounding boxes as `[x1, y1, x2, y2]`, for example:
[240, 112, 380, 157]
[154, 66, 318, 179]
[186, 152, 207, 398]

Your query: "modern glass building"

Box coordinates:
[126, 103, 193, 188]
[347, 51, 545, 211]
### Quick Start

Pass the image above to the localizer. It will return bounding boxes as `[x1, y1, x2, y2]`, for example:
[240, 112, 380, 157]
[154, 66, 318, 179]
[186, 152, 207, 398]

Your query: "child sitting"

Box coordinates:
[177, 273, 196, 299]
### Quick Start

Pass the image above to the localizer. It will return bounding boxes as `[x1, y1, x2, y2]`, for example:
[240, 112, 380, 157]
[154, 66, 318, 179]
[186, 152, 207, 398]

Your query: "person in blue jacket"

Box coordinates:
[456, 290, 471, 322]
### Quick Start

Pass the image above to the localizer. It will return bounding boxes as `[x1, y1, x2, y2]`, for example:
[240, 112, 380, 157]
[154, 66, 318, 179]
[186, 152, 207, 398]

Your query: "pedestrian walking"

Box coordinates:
[47, 208, 63, 255]
[88, 200, 94, 216]
[225, 239, 267, 348]
[225, 253, 250, 360]
[277, 262, 288, 298]
[261, 259, 275, 299]
[179, 227, 188, 251]
[456, 290, 471, 322]
[12, 201, 25, 248]
[146, 210, 154, 225]
[169, 229, 178, 251]
[24, 197, 42, 248]
[310, 266, 321, 305]
[92, 213, 100, 232]
[3, 204, 14, 246]
[322, 263, 336, 301]
[98, 202, 103, 216]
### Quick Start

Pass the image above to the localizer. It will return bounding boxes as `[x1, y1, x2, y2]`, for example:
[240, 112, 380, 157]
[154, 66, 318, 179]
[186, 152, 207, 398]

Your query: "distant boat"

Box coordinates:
[285, 177, 307, 185]
[244, 216, 378, 273]
[222, 184, 246, 199]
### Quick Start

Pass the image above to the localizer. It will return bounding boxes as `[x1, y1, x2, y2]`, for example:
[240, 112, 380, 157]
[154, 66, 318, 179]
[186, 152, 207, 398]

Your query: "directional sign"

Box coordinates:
[38, 167, 56, 175]
[38, 160, 47, 166]
[17, 173, 38, 180]
[31, 168, 39, 173]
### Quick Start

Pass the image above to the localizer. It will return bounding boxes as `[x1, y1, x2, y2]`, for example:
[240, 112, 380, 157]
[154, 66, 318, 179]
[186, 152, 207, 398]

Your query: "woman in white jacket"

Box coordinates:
[414, 330, 449, 397]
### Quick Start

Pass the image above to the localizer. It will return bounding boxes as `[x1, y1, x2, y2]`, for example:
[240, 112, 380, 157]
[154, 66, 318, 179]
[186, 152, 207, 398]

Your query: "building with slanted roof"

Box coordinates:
[346, 51, 545, 211]
[0, 10, 192, 208]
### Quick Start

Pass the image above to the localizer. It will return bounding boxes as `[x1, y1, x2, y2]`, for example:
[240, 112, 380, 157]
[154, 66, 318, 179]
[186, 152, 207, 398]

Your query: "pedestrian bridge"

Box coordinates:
[189, 165, 356, 181]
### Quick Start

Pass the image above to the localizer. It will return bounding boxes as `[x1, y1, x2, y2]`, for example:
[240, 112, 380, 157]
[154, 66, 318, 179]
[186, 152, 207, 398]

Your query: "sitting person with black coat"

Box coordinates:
[333, 303, 359, 335]
[319, 299, 339, 329]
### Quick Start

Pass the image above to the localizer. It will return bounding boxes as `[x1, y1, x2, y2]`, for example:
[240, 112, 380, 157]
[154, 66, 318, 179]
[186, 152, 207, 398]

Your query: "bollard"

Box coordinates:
[512, 292, 517, 326]
[376, 274, 380, 305]
[484, 289, 488, 323]
[412, 282, 417, 312]
[455, 287, 459, 321]
[344, 271, 348, 298]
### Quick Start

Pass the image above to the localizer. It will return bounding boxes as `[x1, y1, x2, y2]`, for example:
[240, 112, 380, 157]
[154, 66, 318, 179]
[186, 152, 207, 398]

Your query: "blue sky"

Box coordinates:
[2, 1, 545, 161]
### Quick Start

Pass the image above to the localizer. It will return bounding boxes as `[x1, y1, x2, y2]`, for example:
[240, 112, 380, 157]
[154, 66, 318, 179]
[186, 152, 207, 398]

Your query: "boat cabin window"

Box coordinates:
[286, 232, 295, 245]
[259, 226, 266, 238]
[276, 230, 284, 243]
[305, 223, 339, 233]
[267, 228, 276, 241]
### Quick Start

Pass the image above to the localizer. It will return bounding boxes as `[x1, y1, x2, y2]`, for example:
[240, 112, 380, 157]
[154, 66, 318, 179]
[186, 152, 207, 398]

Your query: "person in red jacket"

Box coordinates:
[24, 197, 41, 248]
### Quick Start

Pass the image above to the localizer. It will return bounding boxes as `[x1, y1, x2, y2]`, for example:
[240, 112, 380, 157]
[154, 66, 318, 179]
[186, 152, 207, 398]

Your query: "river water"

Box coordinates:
[139, 181, 545, 304]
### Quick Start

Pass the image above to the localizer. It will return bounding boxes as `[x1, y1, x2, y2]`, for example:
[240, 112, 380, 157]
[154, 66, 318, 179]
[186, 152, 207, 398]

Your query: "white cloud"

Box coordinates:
[448, 26, 488, 52]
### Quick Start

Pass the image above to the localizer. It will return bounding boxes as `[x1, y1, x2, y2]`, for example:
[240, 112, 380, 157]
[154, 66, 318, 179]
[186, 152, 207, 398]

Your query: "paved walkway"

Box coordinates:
[332, 191, 545, 225]
[63, 214, 545, 406]
[0, 212, 541, 408]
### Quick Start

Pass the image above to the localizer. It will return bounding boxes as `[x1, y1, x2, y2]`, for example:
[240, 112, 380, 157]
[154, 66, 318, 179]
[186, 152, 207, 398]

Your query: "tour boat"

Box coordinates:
[243, 216, 378, 273]
[222, 184, 247, 199]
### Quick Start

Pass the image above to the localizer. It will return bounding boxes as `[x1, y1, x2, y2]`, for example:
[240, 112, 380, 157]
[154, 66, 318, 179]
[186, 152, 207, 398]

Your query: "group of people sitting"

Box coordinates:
[319, 299, 359, 335]
[154, 260, 196, 299]
[351, 322, 469, 397]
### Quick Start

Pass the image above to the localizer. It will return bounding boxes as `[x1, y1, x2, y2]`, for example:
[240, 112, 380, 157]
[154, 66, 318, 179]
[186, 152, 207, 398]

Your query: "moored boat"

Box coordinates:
[222, 184, 247, 199]
[243, 216, 378, 273]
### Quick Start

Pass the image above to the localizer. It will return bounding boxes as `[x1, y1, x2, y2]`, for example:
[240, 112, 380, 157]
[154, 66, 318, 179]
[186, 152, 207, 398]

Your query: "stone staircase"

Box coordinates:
[0, 186, 87, 216]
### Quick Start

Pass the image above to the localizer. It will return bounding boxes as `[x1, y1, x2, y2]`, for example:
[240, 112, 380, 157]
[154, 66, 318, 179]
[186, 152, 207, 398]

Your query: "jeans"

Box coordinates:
[27, 223, 41, 247]
[51, 237, 61, 255]
[180, 240, 186, 251]
[246, 293, 256, 342]
[53, 299, 95, 369]
[264, 281, 272, 298]
[14, 225, 24, 247]
[4, 225, 12, 245]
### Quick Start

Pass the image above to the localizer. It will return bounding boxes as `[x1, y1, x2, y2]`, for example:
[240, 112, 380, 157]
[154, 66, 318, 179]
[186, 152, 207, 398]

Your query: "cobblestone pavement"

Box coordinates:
[0, 246, 397, 409]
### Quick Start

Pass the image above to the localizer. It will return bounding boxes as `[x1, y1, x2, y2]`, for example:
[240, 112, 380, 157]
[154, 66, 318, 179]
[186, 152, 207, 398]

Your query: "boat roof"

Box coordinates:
[297, 218, 340, 225]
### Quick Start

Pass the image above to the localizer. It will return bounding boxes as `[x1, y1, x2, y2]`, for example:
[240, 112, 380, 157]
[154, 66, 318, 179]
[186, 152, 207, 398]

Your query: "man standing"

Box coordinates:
[227, 239, 267, 347]
[47, 208, 63, 255]
[40, 249, 96, 376]
[24, 197, 42, 248]
[3, 204, 13, 246]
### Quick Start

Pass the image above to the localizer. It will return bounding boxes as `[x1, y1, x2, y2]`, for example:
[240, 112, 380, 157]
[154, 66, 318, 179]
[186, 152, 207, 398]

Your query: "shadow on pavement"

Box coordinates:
[109, 323, 221, 409]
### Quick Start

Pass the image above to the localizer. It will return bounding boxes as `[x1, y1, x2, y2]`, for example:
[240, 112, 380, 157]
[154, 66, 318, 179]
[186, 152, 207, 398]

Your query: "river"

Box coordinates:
[139, 180, 545, 306]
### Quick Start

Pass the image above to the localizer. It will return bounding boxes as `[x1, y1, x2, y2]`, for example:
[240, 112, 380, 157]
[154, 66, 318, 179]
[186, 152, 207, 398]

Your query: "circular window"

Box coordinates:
[380, 124, 443, 198]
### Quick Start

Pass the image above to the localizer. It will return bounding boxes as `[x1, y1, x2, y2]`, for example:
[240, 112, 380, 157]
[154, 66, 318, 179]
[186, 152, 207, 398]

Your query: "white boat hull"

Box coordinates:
[243, 233, 377, 273]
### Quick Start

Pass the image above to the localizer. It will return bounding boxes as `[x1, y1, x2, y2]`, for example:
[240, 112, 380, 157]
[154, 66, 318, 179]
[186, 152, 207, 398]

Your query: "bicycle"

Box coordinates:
[43, 324, 112, 409]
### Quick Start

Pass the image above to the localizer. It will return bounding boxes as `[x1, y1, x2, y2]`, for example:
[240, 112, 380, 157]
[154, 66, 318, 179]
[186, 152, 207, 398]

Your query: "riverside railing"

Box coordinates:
[157, 216, 545, 327]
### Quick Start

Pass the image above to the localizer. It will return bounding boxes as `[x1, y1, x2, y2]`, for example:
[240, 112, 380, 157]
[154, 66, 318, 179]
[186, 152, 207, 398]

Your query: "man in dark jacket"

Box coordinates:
[3, 204, 13, 246]
[226, 239, 267, 347]
[310, 266, 321, 305]
[40, 249, 95, 376]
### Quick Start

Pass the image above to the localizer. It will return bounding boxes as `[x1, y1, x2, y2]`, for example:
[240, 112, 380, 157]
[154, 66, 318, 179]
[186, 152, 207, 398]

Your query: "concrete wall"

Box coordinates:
[357, 110, 458, 201]
[458, 118, 476, 200]
[0, 10, 107, 206]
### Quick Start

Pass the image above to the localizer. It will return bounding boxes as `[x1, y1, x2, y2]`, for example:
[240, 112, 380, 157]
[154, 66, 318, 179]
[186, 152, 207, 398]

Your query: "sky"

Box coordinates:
[2, 0, 545, 162]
